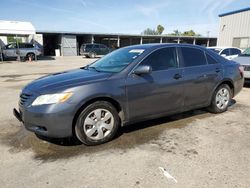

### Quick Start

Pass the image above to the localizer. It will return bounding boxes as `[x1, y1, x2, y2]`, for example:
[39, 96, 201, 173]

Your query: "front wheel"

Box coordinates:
[89, 52, 96, 58]
[74, 101, 120, 145]
[207, 84, 232, 113]
[26, 53, 35, 60]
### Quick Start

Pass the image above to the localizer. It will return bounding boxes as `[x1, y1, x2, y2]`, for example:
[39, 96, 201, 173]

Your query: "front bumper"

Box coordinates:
[13, 102, 76, 138]
[244, 70, 250, 79]
[80, 52, 91, 56]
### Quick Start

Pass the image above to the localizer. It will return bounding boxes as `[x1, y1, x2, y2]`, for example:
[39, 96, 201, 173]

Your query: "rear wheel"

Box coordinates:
[208, 84, 232, 113]
[74, 101, 120, 145]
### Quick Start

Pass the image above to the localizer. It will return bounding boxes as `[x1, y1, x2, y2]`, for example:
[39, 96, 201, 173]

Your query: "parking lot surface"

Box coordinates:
[0, 57, 250, 187]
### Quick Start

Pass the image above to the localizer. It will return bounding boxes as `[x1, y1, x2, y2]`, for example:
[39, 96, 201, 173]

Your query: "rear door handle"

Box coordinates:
[215, 68, 221, 73]
[173, 73, 182, 80]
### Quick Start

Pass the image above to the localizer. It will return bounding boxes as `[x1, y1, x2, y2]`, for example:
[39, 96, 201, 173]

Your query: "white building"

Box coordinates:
[217, 7, 250, 49]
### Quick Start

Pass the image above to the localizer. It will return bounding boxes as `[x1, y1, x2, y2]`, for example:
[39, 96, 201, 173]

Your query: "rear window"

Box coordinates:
[19, 43, 34, 48]
[18, 43, 34, 48]
[181, 47, 207, 67]
[230, 48, 241, 55]
[206, 53, 218, 64]
[25, 44, 34, 48]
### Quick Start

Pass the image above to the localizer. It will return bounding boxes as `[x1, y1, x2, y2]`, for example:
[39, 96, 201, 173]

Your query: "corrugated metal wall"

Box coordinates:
[217, 10, 250, 48]
[61, 35, 77, 56]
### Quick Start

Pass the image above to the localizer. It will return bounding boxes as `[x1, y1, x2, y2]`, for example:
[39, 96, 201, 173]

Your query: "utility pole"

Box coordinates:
[16, 35, 21, 62]
[207, 31, 210, 38]
[206, 31, 210, 47]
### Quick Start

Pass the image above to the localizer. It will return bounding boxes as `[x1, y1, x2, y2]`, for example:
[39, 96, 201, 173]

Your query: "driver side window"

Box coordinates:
[6, 43, 16, 49]
[221, 49, 230, 56]
[141, 47, 178, 71]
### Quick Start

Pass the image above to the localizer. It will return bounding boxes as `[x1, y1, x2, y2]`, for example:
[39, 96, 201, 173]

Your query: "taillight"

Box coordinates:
[239, 66, 244, 78]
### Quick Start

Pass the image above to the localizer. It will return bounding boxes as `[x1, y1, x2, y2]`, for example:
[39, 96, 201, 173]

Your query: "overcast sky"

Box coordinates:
[1, 0, 250, 37]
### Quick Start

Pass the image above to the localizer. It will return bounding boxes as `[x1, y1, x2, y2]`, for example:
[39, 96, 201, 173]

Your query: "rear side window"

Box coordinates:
[141, 47, 178, 71]
[85, 44, 93, 49]
[181, 47, 207, 67]
[93, 45, 99, 48]
[221, 49, 230, 56]
[230, 48, 241, 55]
[100, 44, 107, 48]
[25, 44, 34, 48]
[206, 53, 218, 64]
[18, 43, 25, 48]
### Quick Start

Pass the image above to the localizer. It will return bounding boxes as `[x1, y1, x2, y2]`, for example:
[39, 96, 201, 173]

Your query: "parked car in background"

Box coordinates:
[2, 43, 42, 60]
[13, 44, 244, 145]
[80, 43, 111, 58]
[233, 47, 250, 81]
[207, 46, 242, 60]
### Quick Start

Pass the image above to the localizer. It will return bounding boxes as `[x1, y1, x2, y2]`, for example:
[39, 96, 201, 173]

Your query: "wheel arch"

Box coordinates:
[218, 79, 234, 96]
[72, 96, 125, 136]
[209, 79, 235, 104]
[26, 52, 35, 57]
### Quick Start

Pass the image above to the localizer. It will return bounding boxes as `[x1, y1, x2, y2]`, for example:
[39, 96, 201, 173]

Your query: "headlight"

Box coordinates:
[32, 92, 73, 106]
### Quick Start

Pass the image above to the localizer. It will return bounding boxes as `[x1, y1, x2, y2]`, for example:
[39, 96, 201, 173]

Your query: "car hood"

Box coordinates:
[22, 68, 112, 94]
[233, 56, 250, 65]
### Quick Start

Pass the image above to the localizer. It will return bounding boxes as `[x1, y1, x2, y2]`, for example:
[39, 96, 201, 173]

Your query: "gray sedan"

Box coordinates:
[13, 44, 244, 145]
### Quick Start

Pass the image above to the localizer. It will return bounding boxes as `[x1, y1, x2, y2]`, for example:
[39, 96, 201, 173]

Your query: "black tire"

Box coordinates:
[26, 53, 35, 60]
[207, 84, 232, 113]
[74, 101, 120, 146]
[89, 52, 96, 58]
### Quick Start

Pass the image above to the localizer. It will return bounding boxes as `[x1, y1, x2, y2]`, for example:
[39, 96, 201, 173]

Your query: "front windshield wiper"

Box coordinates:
[84, 65, 101, 72]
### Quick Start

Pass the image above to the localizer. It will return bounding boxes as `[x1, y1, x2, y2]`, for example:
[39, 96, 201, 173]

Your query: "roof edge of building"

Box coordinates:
[36, 30, 216, 39]
[219, 7, 250, 17]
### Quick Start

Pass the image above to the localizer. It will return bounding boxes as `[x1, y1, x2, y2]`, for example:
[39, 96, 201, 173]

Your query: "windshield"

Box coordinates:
[240, 48, 250, 56]
[208, 48, 221, 54]
[88, 48, 145, 73]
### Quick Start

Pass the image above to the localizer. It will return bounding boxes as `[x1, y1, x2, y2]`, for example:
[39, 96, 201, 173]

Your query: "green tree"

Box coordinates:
[142, 28, 158, 35]
[7, 36, 22, 44]
[183, 30, 196, 36]
[182, 30, 201, 36]
[172, 30, 181, 36]
[156, 24, 164, 35]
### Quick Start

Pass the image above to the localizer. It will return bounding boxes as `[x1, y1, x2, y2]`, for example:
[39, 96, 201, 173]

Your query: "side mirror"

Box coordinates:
[221, 54, 227, 57]
[133, 65, 152, 75]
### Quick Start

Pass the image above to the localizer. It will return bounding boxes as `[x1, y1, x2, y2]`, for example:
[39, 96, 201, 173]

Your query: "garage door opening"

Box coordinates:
[43, 34, 61, 56]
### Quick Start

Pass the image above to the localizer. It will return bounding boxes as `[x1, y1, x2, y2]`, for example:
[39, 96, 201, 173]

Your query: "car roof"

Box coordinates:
[82, 43, 105, 45]
[122, 43, 207, 50]
[208, 46, 241, 49]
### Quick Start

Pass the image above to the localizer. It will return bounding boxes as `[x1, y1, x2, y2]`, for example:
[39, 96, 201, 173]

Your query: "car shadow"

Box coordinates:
[244, 82, 250, 88]
[1, 99, 237, 162]
[36, 56, 55, 61]
[39, 99, 237, 147]
[36, 108, 214, 146]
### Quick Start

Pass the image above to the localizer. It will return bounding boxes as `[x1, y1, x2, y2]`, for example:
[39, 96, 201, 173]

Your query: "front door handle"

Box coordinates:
[173, 73, 182, 80]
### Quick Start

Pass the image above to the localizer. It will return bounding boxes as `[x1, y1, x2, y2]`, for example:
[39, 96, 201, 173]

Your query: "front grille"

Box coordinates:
[19, 93, 32, 106]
